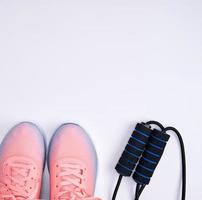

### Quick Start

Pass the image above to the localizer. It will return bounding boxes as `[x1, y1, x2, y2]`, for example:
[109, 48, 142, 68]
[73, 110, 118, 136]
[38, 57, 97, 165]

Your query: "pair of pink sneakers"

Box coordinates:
[0, 122, 101, 200]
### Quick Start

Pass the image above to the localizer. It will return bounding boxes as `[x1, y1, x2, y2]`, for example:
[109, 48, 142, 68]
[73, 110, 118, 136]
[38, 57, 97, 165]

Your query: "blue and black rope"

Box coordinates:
[112, 122, 152, 200]
[112, 121, 186, 200]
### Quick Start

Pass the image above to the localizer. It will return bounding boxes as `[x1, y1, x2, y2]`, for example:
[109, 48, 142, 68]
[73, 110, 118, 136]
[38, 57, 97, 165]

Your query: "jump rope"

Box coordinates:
[112, 120, 186, 200]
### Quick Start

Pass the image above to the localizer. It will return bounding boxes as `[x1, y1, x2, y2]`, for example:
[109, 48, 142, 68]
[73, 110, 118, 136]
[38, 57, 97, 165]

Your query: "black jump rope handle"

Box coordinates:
[112, 121, 171, 200]
[133, 128, 170, 185]
[115, 123, 152, 177]
[113, 123, 153, 200]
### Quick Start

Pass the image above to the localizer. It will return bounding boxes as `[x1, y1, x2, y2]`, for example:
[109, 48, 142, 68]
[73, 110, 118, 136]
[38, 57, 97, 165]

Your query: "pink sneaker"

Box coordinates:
[48, 123, 101, 200]
[0, 122, 45, 199]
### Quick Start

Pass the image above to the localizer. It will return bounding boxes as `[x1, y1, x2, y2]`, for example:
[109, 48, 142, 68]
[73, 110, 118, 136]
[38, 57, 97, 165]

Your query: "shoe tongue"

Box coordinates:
[60, 185, 77, 199]
[11, 167, 27, 182]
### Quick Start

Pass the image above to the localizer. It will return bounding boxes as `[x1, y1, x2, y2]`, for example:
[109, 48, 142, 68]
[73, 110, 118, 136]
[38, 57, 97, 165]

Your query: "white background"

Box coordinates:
[0, 0, 202, 199]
